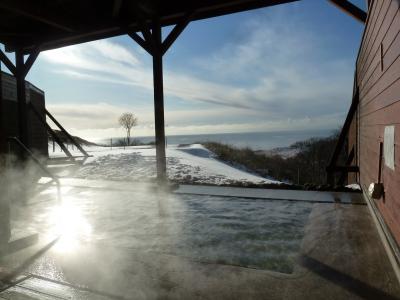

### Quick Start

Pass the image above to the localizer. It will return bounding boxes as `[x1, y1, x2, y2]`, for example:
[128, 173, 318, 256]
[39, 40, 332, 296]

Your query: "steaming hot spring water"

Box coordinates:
[9, 183, 312, 276]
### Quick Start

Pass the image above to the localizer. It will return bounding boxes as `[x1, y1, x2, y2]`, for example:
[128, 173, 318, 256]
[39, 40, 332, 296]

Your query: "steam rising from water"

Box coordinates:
[1, 157, 311, 297]
[1, 154, 49, 243]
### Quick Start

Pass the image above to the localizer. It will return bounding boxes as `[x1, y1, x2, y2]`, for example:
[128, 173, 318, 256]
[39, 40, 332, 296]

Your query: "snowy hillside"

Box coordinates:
[49, 143, 281, 185]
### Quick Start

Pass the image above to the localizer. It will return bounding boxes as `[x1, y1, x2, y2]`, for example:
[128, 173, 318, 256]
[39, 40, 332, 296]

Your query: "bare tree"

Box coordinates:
[119, 113, 138, 146]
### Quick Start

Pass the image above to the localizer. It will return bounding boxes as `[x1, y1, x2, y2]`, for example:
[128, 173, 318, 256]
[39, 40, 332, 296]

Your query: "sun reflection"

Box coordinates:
[49, 199, 92, 253]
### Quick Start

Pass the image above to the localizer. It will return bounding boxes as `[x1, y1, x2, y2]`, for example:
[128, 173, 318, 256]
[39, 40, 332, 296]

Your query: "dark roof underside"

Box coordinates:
[0, 0, 299, 53]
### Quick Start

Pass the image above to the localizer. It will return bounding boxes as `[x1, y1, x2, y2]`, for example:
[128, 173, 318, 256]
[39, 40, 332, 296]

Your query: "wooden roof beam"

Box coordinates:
[0, 0, 76, 32]
[3, 0, 303, 53]
[162, 11, 194, 55]
[128, 32, 152, 55]
[0, 49, 16, 75]
[328, 0, 367, 23]
[22, 48, 39, 78]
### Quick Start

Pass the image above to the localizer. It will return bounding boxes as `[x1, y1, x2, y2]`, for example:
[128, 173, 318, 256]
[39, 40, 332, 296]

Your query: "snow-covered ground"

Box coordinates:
[49, 143, 280, 185]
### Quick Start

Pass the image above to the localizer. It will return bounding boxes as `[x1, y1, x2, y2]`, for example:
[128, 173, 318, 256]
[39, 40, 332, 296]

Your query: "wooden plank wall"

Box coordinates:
[29, 89, 48, 157]
[356, 0, 400, 245]
[348, 112, 358, 183]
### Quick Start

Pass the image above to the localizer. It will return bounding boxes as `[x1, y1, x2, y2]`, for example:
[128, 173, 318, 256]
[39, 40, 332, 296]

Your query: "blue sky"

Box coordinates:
[15, 0, 366, 139]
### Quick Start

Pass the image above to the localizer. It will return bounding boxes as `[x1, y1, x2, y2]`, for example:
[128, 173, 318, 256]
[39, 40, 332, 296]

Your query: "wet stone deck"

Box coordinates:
[0, 178, 399, 299]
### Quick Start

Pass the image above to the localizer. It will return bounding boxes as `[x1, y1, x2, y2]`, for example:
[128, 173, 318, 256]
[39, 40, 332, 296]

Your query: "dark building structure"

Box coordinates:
[0, 71, 48, 157]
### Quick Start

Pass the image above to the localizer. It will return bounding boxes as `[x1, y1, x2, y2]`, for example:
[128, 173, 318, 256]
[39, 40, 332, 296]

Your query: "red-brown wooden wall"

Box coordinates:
[356, 0, 400, 245]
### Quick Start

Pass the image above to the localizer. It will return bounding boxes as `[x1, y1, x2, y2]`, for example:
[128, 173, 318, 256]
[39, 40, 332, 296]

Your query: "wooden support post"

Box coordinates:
[327, 88, 359, 185]
[128, 32, 152, 55]
[0, 50, 15, 160]
[0, 61, 5, 156]
[22, 48, 39, 78]
[152, 19, 167, 180]
[0, 61, 10, 245]
[338, 146, 355, 185]
[162, 12, 194, 55]
[0, 48, 39, 157]
[15, 50, 28, 149]
[0, 50, 16, 75]
[127, 14, 193, 181]
[328, 0, 367, 23]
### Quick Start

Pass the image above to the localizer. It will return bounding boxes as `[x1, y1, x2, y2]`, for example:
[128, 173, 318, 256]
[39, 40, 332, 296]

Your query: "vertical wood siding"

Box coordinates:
[29, 89, 48, 157]
[348, 112, 358, 183]
[356, 0, 400, 245]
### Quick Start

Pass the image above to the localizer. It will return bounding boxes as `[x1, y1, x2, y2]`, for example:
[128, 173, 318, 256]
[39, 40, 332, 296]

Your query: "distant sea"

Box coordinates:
[95, 129, 334, 151]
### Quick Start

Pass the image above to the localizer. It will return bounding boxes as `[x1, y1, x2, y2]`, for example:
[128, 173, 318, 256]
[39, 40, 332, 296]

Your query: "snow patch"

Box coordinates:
[49, 143, 281, 185]
[346, 183, 361, 191]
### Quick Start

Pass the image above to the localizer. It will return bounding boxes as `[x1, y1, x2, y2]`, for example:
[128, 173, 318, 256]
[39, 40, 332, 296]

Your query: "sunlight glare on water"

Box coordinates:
[14, 184, 311, 274]
[48, 198, 92, 253]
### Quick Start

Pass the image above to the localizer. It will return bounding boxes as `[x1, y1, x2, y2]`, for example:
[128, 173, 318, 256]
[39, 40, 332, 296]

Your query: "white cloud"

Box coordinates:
[41, 41, 154, 90]
[47, 102, 344, 141]
[39, 11, 356, 138]
[90, 40, 140, 65]
[41, 41, 253, 109]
